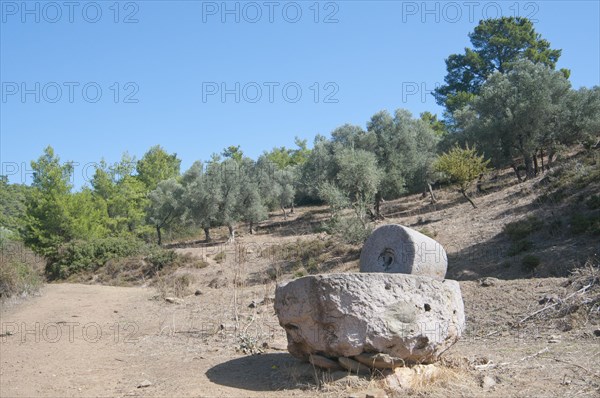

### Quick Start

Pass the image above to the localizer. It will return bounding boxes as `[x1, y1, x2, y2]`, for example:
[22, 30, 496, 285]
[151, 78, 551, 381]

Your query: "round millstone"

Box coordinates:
[359, 224, 447, 280]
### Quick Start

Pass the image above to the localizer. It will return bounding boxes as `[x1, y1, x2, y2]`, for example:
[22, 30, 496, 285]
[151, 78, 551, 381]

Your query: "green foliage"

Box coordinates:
[136, 145, 181, 191]
[418, 228, 437, 239]
[221, 145, 244, 162]
[145, 246, 178, 269]
[0, 239, 43, 299]
[434, 145, 490, 207]
[419, 112, 447, 137]
[263, 137, 310, 169]
[318, 182, 350, 220]
[434, 17, 564, 114]
[521, 254, 541, 272]
[47, 236, 148, 279]
[587, 195, 600, 210]
[293, 270, 306, 278]
[214, 251, 226, 264]
[147, 179, 185, 245]
[335, 148, 383, 209]
[22, 146, 76, 257]
[507, 240, 533, 256]
[91, 155, 148, 235]
[570, 213, 600, 235]
[460, 60, 574, 177]
[181, 161, 221, 239]
[503, 216, 543, 241]
[327, 215, 373, 245]
[366, 109, 440, 196]
[0, 177, 29, 233]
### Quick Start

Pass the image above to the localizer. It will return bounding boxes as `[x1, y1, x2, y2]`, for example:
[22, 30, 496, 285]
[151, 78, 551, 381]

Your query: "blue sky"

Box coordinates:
[1, 0, 599, 188]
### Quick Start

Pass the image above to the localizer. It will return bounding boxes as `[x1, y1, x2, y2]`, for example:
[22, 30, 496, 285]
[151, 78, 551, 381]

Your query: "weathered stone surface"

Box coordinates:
[359, 225, 447, 280]
[338, 357, 371, 375]
[309, 354, 343, 370]
[275, 273, 464, 364]
[354, 353, 403, 369]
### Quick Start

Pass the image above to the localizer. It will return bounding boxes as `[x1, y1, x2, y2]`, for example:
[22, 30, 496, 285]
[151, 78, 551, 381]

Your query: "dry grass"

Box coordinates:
[153, 271, 195, 298]
[0, 240, 44, 300]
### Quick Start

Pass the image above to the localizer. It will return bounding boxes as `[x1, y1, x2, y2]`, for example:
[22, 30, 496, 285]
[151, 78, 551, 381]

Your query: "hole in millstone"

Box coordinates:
[377, 248, 396, 270]
[424, 304, 431, 312]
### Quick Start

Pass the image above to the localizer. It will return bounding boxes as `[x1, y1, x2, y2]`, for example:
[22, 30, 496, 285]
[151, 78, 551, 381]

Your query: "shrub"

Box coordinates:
[154, 272, 194, 298]
[46, 236, 181, 279]
[293, 269, 306, 278]
[587, 195, 600, 210]
[507, 240, 532, 256]
[503, 216, 543, 241]
[325, 215, 372, 245]
[433, 145, 491, 208]
[418, 228, 437, 239]
[521, 255, 541, 272]
[570, 212, 600, 235]
[214, 251, 226, 264]
[146, 247, 177, 270]
[0, 240, 43, 299]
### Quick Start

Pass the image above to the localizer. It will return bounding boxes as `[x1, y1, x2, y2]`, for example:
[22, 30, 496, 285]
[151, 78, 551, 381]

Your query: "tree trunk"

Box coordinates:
[249, 221, 254, 234]
[281, 206, 287, 220]
[476, 174, 484, 193]
[524, 154, 536, 179]
[511, 163, 523, 183]
[227, 225, 235, 243]
[290, 202, 295, 214]
[461, 190, 477, 208]
[203, 227, 211, 242]
[156, 225, 162, 246]
[547, 149, 556, 170]
[374, 192, 382, 219]
[533, 152, 539, 176]
[540, 149, 545, 172]
[427, 183, 437, 204]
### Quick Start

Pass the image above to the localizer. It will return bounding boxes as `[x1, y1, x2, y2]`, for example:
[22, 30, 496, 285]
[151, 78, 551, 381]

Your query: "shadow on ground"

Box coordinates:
[205, 352, 314, 392]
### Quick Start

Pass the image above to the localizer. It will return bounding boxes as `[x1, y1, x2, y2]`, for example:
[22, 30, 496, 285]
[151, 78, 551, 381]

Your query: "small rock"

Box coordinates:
[194, 290, 202, 296]
[268, 342, 288, 351]
[481, 375, 496, 390]
[338, 357, 370, 375]
[208, 277, 228, 289]
[328, 371, 349, 382]
[354, 353, 402, 369]
[386, 367, 413, 389]
[309, 354, 343, 371]
[548, 334, 561, 343]
[539, 294, 559, 305]
[248, 301, 257, 308]
[479, 277, 498, 287]
[364, 389, 388, 398]
[164, 297, 183, 304]
[137, 380, 152, 388]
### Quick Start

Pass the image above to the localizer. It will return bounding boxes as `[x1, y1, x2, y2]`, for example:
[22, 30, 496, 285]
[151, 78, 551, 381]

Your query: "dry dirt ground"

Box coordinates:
[1, 163, 599, 397]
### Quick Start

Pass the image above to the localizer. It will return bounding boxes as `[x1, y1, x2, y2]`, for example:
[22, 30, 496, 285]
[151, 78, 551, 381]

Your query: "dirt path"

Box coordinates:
[0, 283, 321, 398]
[1, 277, 599, 397]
